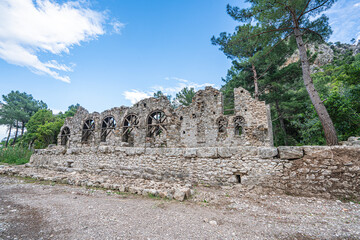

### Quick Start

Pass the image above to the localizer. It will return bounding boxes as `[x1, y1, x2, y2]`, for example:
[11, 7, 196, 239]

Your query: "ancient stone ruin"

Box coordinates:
[17, 86, 359, 201]
[58, 86, 273, 148]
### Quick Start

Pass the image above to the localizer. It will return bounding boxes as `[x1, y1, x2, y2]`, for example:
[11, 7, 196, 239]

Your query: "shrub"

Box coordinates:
[0, 146, 33, 165]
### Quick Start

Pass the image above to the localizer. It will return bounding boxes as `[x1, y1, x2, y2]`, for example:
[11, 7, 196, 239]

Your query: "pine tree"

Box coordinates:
[226, 0, 339, 145]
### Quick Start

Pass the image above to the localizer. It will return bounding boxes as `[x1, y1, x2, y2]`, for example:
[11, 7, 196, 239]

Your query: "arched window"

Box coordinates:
[234, 116, 245, 136]
[122, 114, 139, 142]
[217, 116, 228, 133]
[101, 116, 116, 142]
[60, 127, 70, 146]
[147, 111, 167, 137]
[82, 119, 95, 143]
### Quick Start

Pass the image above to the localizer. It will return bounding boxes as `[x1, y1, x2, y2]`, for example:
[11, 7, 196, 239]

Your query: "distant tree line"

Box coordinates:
[0, 90, 79, 149]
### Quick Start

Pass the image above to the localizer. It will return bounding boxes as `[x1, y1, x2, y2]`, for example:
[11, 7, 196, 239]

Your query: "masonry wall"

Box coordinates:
[30, 145, 360, 200]
[58, 86, 272, 148]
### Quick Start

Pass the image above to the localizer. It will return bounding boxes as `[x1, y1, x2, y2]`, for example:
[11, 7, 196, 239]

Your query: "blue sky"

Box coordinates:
[0, 0, 359, 139]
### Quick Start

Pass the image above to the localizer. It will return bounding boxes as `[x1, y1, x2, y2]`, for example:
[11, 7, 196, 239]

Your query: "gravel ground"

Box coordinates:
[0, 175, 359, 240]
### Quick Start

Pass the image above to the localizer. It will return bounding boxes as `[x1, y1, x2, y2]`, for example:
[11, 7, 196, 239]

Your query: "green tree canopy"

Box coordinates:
[223, 0, 339, 145]
[0, 91, 47, 146]
[175, 87, 195, 106]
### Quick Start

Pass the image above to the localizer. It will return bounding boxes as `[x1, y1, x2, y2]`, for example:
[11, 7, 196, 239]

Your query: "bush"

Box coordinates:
[0, 146, 33, 165]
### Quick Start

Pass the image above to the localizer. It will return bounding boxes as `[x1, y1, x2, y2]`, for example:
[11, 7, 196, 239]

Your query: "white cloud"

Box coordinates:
[111, 20, 125, 34]
[165, 76, 188, 83]
[123, 90, 152, 104]
[52, 109, 63, 115]
[123, 77, 218, 105]
[0, 125, 8, 142]
[0, 0, 122, 82]
[324, 0, 360, 43]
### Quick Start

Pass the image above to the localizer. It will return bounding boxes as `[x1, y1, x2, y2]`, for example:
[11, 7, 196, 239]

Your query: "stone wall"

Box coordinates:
[58, 86, 272, 149]
[29, 145, 360, 200]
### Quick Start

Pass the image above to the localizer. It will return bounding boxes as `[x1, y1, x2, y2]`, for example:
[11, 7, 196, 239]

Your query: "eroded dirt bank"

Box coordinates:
[0, 175, 359, 240]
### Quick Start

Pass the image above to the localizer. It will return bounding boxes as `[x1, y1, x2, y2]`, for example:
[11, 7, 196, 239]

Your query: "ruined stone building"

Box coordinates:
[29, 86, 360, 201]
[59, 86, 273, 148]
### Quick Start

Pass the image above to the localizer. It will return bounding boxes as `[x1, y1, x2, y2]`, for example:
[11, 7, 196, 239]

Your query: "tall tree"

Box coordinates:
[175, 87, 196, 106]
[0, 91, 47, 145]
[212, 24, 288, 100]
[0, 107, 15, 147]
[226, 0, 338, 145]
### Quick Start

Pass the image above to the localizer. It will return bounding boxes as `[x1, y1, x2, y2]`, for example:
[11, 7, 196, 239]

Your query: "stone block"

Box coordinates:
[303, 146, 332, 159]
[165, 148, 184, 157]
[197, 147, 217, 158]
[240, 147, 259, 157]
[348, 136, 360, 142]
[145, 148, 158, 156]
[99, 146, 109, 153]
[173, 189, 186, 201]
[184, 148, 197, 158]
[258, 147, 278, 159]
[217, 147, 232, 158]
[72, 148, 80, 154]
[134, 147, 145, 155]
[278, 146, 304, 160]
[125, 148, 136, 156]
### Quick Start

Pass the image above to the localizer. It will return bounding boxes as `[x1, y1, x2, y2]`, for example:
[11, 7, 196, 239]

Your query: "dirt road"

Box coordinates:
[0, 175, 359, 240]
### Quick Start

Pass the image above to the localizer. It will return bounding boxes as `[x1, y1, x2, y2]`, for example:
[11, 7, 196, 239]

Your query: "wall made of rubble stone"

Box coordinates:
[58, 86, 272, 148]
[29, 145, 360, 200]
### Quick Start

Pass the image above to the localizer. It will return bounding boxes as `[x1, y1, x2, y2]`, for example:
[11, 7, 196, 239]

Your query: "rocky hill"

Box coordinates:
[283, 42, 360, 73]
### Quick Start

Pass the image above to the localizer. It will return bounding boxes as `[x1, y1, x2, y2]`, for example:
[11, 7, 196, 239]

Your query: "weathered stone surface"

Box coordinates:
[303, 146, 332, 159]
[278, 146, 304, 160]
[348, 136, 360, 142]
[197, 147, 217, 158]
[57, 87, 272, 150]
[184, 148, 197, 158]
[258, 147, 278, 159]
[218, 147, 233, 158]
[174, 189, 186, 201]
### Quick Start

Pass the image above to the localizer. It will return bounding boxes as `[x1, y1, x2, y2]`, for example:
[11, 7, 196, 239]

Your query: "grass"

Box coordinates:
[147, 193, 161, 199]
[339, 196, 360, 204]
[0, 146, 33, 165]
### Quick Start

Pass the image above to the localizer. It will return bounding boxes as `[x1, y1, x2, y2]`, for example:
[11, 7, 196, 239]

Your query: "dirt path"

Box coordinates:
[0, 175, 359, 240]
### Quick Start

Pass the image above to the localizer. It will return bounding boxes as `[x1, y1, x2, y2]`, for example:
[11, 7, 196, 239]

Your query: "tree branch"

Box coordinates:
[302, 0, 331, 16]
[300, 28, 324, 41]
[257, 63, 272, 80]
[262, 30, 293, 58]
[297, 0, 311, 20]
[248, 27, 294, 39]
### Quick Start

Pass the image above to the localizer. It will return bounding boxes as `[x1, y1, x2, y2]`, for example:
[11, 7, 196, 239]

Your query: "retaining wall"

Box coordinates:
[29, 145, 360, 200]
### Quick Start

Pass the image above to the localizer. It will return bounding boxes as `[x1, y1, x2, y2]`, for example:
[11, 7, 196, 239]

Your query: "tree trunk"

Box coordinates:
[12, 120, 19, 145]
[251, 63, 259, 100]
[5, 124, 12, 147]
[293, 27, 338, 145]
[21, 121, 25, 136]
[29, 139, 35, 149]
[275, 100, 288, 146]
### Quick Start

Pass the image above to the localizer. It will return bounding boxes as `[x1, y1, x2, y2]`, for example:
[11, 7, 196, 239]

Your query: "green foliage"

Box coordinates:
[175, 87, 195, 106]
[0, 146, 33, 165]
[21, 105, 78, 149]
[213, 0, 360, 146]
[0, 91, 47, 126]
[307, 53, 360, 142]
[153, 91, 172, 101]
[0, 91, 47, 146]
[219, 0, 342, 145]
